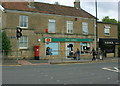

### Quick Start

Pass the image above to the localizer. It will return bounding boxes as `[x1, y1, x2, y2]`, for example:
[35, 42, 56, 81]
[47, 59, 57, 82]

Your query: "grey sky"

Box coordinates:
[35, 0, 119, 21]
[118, 1, 120, 21]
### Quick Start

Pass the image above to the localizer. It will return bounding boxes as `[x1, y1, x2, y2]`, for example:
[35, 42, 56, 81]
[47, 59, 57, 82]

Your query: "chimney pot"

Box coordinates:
[28, 0, 35, 8]
[75, 0, 80, 2]
[74, 0, 80, 9]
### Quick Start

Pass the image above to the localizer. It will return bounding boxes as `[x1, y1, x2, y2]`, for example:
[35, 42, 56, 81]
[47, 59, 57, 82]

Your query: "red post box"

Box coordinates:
[46, 29, 48, 33]
[34, 45, 40, 60]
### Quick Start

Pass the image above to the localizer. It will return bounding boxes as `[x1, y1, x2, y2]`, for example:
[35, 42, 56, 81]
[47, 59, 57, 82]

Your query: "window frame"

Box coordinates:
[80, 42, 91, 55]
[82, 22, 88, 34]
[19, 15, 28, 28]
[19, 36, 28, 49]
[66, 21, 73, 34]
[45, 42, 60, 56]
[48, 19, 56, 33]
[104, 25, 110, 36]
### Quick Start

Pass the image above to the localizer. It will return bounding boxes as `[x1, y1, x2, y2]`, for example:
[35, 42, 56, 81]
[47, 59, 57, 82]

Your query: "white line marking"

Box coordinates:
[50, 77, 53, 79]
[107, 77, 111, 80]
[114, 67, 119, 71]
[57, 80, 60, 82]
[102, 67, 119, 73]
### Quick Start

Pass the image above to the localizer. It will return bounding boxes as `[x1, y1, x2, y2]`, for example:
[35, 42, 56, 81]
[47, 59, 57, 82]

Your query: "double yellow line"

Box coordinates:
[0, 65, 21, 66]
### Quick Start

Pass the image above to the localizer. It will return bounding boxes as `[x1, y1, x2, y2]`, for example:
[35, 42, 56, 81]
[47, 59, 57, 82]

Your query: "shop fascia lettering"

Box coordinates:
[105, 41, 114, 44]
[43, 38, 94, 42]
[65, 39, 77, 42]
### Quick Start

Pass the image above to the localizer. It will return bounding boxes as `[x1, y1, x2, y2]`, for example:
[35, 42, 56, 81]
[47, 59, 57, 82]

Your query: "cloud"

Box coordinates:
[80, 1, 118, 20]
[97, 2, 118, 20]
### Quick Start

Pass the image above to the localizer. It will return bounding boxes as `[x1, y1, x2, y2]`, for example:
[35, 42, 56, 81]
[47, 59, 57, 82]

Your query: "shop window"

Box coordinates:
[67, 21, 73, 33]
[82, 22, 88, 34]
[46, 43, 59, 55]
[20, 15, 28, 28]
[19, 36, 28, 49]
[48, 19, 56, 33]
[104, 25, 110, 35]
[80, 42, 90, 54]
[105, 45, 115, 53]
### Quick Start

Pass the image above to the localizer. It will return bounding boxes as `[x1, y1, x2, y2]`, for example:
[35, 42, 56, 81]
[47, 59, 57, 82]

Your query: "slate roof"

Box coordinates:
[2, 2, 96, 19]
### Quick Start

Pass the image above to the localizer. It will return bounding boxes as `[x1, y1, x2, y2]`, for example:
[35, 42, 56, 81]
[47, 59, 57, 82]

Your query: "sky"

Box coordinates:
[35, 0, 119, 21]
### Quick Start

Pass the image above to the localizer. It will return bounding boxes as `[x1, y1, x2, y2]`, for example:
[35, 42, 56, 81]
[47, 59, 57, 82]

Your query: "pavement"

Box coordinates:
[1, 57, 119, 66]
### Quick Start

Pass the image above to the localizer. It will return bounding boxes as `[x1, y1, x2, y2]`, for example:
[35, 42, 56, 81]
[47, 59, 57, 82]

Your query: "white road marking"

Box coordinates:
[50, 77, 53, 79]
[107, 77, 111, 80]
[102, 67, 120, 73]
[57, 80, 60, 82]
[114, 67, 119, 71]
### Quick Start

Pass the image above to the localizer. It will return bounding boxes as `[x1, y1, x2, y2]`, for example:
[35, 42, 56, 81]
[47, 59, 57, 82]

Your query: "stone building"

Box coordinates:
[0, 0, 117, 60]
[97, 22, 118, 57]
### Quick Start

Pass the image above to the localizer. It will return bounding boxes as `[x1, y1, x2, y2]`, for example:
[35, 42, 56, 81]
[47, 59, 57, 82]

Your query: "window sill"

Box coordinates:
[48, 32, 56, 34]
[66, 33, 73, 34]
[65, 33, 74, 35]
[20, 27, 28, 29]
[104, 35, 110, 36]
[82, 33, 89, 36]
[19, 47, 28, 50]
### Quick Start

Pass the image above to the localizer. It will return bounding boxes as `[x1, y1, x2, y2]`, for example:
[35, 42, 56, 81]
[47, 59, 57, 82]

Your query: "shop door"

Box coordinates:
[66, 43, 74, 59]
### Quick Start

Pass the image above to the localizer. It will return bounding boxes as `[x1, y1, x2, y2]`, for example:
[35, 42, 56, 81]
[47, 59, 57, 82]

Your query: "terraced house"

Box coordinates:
[0, 0, 97, 60]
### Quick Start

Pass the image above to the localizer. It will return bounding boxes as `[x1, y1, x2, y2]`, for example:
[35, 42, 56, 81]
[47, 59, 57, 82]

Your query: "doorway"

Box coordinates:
[66, 43, 74, 59]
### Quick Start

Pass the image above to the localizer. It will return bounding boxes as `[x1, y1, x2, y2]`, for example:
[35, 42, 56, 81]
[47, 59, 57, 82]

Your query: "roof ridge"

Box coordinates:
[34, 2, 75, 9]
[2, 2, 95, 19]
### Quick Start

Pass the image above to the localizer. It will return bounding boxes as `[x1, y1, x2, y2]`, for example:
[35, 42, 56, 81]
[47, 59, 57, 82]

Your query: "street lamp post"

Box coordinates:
[95, 0, 98, 51]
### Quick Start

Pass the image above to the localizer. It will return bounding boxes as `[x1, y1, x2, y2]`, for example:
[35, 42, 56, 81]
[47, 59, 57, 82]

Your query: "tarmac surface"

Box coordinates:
[1, 57, 119, 66]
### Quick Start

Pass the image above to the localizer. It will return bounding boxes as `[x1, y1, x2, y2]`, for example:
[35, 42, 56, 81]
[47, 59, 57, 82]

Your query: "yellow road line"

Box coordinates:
[0, 65, 21, 66]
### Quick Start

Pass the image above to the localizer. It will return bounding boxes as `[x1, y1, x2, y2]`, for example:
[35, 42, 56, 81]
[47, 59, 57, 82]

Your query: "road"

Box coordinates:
[2, 62, 119, 84]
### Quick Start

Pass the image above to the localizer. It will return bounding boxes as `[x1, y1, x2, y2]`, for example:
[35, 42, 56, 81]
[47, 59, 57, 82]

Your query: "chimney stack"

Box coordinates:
[74, 0, 80, 9]
[28, 0, 35, 8]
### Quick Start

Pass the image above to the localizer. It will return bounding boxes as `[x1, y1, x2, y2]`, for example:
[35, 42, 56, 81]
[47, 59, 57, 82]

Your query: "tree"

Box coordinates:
[102, 16, 117, 23]
[2, 31, 11, 56]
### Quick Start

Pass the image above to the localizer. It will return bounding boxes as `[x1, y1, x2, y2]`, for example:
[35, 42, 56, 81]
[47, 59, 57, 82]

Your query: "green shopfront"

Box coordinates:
[43, 37, 94, 59]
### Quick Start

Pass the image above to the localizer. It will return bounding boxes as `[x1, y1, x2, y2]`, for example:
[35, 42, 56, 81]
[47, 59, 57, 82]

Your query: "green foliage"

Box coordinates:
[2, 31, 12, 55]
[102, 16, 118, 23]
